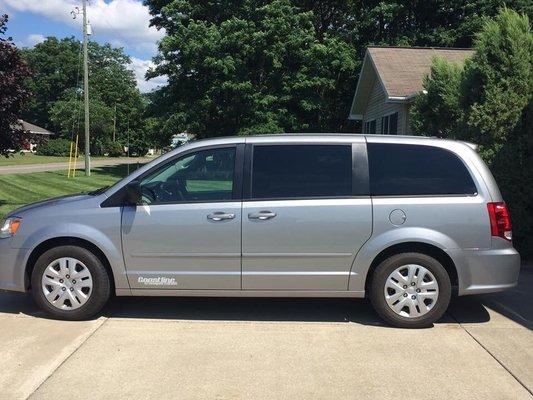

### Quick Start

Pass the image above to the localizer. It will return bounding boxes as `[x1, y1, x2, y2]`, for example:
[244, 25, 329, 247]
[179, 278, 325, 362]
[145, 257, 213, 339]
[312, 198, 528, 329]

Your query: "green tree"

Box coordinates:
[344, 0, 531, 48]
[0, 14, 32, 156]
[49, 90, 114, 154]
[21, 37, 80, 130]
[459, 8, 532, 161]
[146, 0, 359, 137]
[410, 9, 533, 257]
[462, 9, 533, 256]
[22, 38, 151, 154]
[410, 57, 464, 138]
[145, 0, 532, 139]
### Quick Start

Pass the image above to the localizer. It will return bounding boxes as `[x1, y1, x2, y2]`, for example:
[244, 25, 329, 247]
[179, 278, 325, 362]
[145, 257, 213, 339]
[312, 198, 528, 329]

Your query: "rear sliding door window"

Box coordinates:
[368, 143, 477, 196]
[251, 145, 352, 199]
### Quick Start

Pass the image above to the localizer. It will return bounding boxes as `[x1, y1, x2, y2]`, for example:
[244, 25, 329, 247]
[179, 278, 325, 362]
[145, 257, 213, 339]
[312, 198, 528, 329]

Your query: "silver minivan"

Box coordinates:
[0, 135, 520, 328]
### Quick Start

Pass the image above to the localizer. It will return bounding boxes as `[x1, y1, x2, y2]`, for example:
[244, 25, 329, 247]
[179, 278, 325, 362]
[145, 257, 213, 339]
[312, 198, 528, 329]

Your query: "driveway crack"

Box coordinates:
[449, 311, 533, 397]
[26, 316, 110, 399]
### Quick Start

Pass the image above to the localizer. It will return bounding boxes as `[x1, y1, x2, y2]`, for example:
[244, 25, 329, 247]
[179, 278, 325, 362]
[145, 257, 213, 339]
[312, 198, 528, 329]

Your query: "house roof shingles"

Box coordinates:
[18, 120, 54, 135]
[368, 46, 475, 98]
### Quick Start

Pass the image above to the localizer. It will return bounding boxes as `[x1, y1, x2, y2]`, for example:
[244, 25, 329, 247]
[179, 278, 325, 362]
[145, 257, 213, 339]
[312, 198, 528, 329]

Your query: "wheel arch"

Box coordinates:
[363, 242, 459, 296]
[25, 237, 116, 293]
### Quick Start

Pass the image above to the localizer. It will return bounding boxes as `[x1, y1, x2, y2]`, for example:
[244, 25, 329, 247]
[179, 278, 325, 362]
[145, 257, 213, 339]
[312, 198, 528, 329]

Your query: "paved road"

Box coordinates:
[0, 157, 153, 175]
[0, 268, 531, 400]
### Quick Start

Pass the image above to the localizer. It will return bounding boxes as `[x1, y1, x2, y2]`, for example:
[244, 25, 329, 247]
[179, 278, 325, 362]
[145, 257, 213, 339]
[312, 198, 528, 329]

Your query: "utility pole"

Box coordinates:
[82, 0, 90, 176]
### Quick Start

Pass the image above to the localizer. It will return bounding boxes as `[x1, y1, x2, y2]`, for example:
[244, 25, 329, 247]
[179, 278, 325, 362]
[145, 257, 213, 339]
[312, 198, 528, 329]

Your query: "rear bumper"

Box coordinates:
[0, 239, 28, 292]
[455, 247, 521, 295]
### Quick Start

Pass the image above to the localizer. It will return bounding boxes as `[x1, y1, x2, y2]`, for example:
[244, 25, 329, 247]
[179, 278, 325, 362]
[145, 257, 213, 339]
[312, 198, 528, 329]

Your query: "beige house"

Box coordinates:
[348, 46, 474, 134]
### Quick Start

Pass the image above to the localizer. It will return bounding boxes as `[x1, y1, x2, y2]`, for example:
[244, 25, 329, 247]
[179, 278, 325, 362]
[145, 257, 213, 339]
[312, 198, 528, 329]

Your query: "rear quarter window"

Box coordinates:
[368, 143, 477, 196]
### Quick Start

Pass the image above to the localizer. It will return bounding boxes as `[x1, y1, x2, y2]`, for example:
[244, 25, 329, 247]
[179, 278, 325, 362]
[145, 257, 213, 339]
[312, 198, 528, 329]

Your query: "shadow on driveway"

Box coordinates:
[450, 266, 532, 329]
[0, 291, 483, 327]
[2, 267, 530, 328]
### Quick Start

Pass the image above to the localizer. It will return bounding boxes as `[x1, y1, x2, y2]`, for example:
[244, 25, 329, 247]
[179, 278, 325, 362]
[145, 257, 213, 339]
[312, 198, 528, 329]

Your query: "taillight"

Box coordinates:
[487, 202, 512, 241]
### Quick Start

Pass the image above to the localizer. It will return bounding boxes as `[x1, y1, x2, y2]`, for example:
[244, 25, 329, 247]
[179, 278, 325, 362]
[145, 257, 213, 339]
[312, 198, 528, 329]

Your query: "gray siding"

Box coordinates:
[362, 79, 408, 134]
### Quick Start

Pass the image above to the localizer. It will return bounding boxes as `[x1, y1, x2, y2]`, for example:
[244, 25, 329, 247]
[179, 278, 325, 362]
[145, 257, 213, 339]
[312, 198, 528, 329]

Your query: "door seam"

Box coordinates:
[240, 201, 243, 290]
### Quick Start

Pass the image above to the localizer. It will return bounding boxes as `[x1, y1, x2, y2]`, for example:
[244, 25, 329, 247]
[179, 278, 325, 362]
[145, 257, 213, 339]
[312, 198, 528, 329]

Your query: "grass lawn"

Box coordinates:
[0, 153, 133, 167]
[0, 153, 71, 166]
[0, 164, 140, 219]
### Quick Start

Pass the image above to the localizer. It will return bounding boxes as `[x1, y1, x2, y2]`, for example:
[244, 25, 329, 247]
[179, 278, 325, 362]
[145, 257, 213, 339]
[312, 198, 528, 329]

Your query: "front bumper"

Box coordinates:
[0, 239, 28, 292]
[455, 247, 521, 295]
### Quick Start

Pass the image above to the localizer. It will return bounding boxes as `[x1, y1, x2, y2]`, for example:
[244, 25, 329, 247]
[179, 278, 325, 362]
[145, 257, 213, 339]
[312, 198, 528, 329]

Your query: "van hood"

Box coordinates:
[4, 194, 92, 218]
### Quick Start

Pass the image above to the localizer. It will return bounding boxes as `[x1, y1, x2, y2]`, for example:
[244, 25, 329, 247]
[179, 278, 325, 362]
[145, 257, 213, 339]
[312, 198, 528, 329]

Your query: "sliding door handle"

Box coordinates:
[248, 211, 277, 220]
[207, 212, 235, 221]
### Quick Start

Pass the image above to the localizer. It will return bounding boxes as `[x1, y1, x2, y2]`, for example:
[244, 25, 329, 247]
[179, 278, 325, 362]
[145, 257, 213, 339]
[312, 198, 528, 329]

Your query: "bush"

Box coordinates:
[106, 141, 124, 157]
[410, 9, 533, 259]
[128, 145, 148, 157]
[90, 138, 108, 156]
[35, 138, 73, 157]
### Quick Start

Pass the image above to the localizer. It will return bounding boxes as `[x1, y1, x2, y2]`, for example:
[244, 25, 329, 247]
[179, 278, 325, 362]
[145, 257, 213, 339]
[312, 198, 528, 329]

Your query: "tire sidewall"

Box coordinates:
[31, 245, 110, 320]
[370, 252, 451, 328]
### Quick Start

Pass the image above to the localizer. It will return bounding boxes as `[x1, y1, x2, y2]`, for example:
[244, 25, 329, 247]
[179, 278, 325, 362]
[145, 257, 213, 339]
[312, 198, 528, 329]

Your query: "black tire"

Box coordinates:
[31, 245, 111, 320]
[369, 252, 451, 328]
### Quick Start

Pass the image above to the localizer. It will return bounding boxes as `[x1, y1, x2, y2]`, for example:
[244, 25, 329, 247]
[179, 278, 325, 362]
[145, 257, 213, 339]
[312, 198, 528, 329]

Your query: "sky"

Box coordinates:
[0, 0, 167, 92]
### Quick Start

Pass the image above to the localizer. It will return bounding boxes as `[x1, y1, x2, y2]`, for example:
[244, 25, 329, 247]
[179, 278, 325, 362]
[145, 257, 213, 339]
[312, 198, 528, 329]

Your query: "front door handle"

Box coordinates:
[207, 212, 235, 221]
[248, 211, 277, 220]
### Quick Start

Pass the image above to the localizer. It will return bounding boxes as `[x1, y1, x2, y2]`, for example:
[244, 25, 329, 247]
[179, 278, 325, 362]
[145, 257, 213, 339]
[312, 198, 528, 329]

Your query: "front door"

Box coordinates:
[122, 145, 243, 290]
[242, 142, 372, 291]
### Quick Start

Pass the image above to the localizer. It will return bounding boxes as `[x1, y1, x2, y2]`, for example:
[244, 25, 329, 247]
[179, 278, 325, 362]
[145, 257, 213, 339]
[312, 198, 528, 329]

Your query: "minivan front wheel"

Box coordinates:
[31, 245, 111, 320]
[369, 252, 451, 328]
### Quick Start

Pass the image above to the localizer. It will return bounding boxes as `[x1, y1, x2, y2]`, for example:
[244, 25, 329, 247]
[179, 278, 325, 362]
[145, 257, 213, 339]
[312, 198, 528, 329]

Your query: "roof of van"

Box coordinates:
[192, 133, 437, 141]
[181, 134, 479, 156]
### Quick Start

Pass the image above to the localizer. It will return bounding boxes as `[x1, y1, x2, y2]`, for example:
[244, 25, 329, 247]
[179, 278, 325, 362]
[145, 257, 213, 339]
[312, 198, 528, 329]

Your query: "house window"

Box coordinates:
[380, 112, 399, 135]
[364, 119, 376, 134]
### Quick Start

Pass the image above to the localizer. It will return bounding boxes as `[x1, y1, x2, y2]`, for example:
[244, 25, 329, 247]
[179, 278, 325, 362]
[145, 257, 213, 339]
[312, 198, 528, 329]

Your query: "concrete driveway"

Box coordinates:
[1, 268, 531, 400]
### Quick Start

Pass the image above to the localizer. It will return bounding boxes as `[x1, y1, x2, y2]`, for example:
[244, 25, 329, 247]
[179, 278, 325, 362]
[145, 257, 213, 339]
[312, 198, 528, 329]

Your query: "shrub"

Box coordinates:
[90, 138, 108, 156]
[410, 9, 533, 258]
[106, 141, 124, 157]
[35, 138, 73, 157]
[127, 145, 148, 157]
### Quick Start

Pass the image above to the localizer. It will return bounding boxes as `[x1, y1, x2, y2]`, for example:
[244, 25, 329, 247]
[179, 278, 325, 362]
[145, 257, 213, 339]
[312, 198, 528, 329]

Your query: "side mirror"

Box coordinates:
[124, 181, 141, 205]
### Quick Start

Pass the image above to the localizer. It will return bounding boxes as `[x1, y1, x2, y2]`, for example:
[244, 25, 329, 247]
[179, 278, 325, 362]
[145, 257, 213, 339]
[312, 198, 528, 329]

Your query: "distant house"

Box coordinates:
[17, 120, 55, 151]
[348, 46, 474, 135]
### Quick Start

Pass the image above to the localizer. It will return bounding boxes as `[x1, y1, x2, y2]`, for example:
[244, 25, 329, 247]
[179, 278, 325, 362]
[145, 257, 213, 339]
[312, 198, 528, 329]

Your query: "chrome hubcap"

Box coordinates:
[41, 257, 93, 310]
[384, 264, 439, 318]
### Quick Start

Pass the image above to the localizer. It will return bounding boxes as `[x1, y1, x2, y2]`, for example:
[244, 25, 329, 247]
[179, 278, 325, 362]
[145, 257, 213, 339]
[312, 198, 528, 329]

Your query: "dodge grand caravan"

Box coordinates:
[0, 135, 520, 328]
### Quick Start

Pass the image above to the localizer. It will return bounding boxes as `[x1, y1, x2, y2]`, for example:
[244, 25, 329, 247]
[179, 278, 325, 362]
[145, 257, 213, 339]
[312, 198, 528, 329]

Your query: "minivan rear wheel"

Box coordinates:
[31, 245, 110, 320]
[369, 252, 451, 328]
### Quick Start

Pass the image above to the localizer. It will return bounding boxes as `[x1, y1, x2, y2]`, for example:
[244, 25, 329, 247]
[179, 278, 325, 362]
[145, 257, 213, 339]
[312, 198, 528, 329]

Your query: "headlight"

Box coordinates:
[0, 217, 22, 238]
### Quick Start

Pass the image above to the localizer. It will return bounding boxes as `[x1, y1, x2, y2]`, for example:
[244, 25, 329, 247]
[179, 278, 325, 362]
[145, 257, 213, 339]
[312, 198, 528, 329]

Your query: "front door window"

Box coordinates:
[139, 147, 236, 204]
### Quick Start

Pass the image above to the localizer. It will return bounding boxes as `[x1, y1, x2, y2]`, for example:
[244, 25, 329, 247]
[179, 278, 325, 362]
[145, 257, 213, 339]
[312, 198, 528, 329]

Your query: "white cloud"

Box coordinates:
[129, 57, 167, 93]
[3, 0, 164, 54]
[24, 33, 46, 47]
